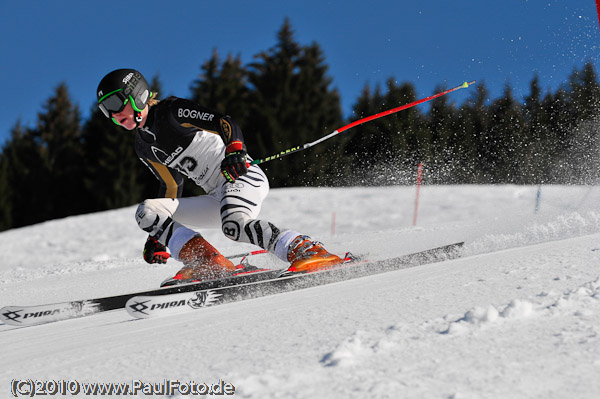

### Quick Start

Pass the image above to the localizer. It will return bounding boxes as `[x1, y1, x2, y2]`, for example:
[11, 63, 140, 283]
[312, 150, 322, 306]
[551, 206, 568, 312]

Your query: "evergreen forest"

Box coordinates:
[2, 20, 600, 231]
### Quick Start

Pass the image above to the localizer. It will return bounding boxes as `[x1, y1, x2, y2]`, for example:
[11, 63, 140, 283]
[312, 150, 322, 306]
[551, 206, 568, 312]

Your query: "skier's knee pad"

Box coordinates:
[135, 199, 178, 241]
[222, 214, 281, 252]
[221, 212, 251, 242]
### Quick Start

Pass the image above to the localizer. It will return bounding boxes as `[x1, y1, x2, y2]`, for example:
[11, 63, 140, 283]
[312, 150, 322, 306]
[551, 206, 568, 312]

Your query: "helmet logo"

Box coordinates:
[122, 72, 134, 84]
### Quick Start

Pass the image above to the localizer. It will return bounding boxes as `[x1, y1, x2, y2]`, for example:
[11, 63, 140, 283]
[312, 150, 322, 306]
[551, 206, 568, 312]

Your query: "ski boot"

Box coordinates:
[161, 236, 268, 287]
[161, 236, 236, 287]
[285, 235, 344, 273]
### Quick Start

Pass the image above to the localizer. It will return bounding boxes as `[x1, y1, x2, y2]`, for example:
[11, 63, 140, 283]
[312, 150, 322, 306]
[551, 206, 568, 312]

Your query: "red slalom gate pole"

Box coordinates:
[226, 249, 268, 259]
[251, 81, 476, 165]
[596, 0, 600, 33]
[413, 163, 423, 226]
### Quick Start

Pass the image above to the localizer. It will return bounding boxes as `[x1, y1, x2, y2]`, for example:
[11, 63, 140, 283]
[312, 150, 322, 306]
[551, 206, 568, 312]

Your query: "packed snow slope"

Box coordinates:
[1, 185, 600, 399]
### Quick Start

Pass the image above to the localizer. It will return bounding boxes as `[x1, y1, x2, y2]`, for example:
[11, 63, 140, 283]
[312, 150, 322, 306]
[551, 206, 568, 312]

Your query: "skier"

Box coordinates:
[96, 68, 343, 286]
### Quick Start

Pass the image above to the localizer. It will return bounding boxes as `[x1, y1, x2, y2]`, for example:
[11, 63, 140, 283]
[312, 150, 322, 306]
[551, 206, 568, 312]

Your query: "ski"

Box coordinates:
[125, 242, 464, 319]
[0, 268, 284, 327]
[1, 242, 463, 326]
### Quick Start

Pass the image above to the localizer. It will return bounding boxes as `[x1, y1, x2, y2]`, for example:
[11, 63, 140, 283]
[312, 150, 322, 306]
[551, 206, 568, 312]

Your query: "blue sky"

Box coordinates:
[1, 0, 599, 146]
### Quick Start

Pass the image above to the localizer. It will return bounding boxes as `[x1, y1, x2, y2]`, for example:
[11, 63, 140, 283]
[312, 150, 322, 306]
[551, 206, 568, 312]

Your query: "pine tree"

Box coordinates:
[341, 80, 428, 185]
[190, 49, 250, 126]
[560, 62, 600, 183]
[245, 18, 342, 186]
[0, 84, 86, 228]
[1, 122, 46, 227]
[384, 80, 428, 168]
[455, 82, 491, 183]
[568, 62, 600, 123]
[0, 123, 27, 230]
[0, 150, 9, 229]
[484, 85, 527, 183]
[35, 83, 86, 218]
[82, 109, 140, 210]
[522, 76, 554, 183]
[291, 42, 344, 185]
[342, 83, 382, 163]
[428, 85, 462, 183]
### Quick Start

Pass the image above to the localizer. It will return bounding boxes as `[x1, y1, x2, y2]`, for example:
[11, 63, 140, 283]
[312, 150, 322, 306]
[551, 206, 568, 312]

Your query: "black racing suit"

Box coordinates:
[135, 96, 245, 198]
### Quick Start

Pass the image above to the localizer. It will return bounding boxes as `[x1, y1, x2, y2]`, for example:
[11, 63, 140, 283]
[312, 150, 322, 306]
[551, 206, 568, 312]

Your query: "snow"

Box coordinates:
[2, 185, 600, 398]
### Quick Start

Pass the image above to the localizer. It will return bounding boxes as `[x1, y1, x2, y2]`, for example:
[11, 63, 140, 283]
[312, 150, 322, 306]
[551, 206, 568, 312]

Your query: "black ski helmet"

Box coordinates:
[97, 69, 150, 123]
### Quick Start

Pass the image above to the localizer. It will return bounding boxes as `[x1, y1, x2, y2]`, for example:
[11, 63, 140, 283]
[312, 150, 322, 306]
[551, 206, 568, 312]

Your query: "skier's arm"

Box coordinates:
[217, 114, 247, 182]
[218, 115, 245, 150]
[167, 98, 246, 148]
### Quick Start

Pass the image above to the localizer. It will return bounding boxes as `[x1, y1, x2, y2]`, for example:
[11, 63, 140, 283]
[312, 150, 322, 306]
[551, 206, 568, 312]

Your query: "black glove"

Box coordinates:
[143, 235, 170, 264]
[221, 141, 248, 183]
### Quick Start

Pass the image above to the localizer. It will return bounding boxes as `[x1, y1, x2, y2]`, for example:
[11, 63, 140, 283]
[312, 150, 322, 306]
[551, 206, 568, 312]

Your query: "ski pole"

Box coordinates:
[250, 80, 476, 165]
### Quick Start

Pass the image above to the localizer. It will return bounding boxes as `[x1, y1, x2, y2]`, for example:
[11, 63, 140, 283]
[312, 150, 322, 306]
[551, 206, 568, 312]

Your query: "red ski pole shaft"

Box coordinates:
[251, 81, 476, 165]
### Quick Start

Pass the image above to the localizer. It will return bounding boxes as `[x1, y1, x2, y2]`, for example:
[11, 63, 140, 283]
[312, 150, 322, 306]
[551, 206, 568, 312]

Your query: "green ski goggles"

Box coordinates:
[98, 89, 145, 119]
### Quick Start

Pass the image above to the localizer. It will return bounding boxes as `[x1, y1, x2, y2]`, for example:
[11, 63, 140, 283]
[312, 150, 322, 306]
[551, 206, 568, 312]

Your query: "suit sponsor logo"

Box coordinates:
[178, 108, 214, 121]
[220, 119, 232, 141]
[222, 182, 244, 195]
[165, 146, 183, 164]
[152, 146, 183, 165]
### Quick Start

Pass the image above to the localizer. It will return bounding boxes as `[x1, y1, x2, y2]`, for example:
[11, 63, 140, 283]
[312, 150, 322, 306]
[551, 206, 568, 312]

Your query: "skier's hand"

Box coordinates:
[221, 141, 248, 183]
[143, 235, 170, 264]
